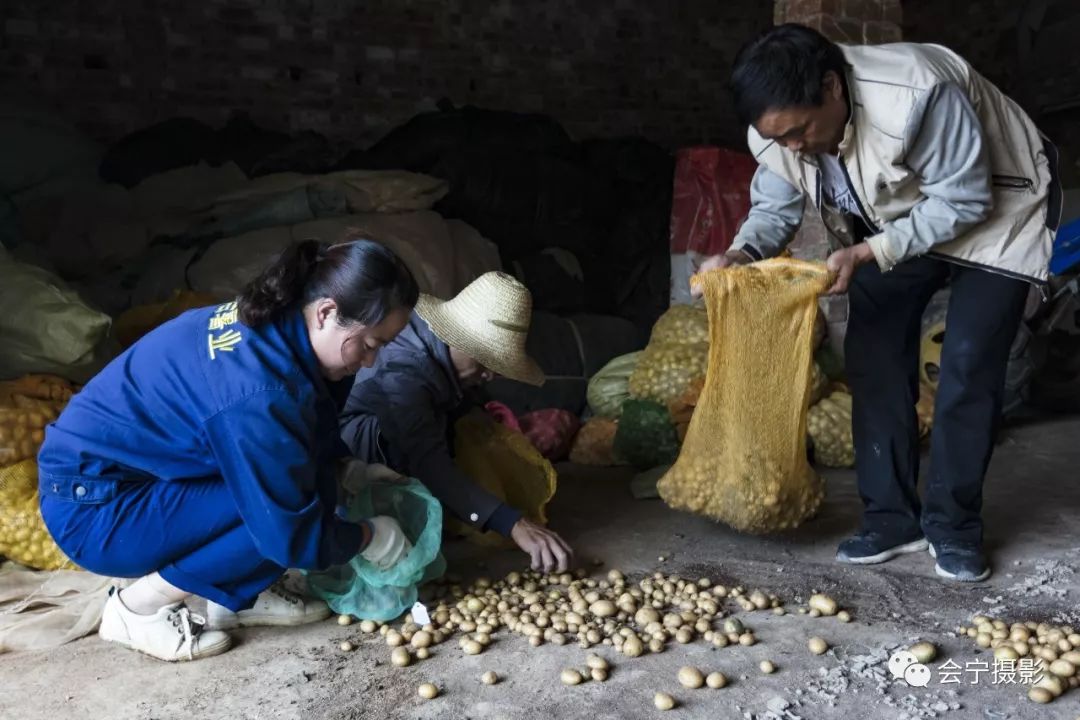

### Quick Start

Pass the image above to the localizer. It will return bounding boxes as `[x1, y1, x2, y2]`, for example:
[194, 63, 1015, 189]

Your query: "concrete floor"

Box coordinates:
[2, 418, 1080, 720]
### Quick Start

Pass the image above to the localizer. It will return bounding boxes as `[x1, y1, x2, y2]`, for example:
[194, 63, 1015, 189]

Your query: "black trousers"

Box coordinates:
[844, 255, 1029, 546]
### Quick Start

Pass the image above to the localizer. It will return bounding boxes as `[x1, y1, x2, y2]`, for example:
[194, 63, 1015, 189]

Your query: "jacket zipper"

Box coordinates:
[839, 158, 880, 234]
[992, 174, 1034, 192]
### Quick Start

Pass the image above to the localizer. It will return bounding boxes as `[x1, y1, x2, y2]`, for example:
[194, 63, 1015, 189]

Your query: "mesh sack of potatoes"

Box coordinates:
[452, 414, 557, 547]
[649, 304, 708, 345]
[586, 351, 641, 419]
[658, 260, 828, 533]
[807, 391, 854, 468]
[613, 399, 680, 470]
[568, 417, 622, 466]
[0, 375, 78, 570]
[628, 341, 709, 406]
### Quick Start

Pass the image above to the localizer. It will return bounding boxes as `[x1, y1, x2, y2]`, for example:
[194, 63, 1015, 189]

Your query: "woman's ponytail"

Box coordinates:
[237, 240, 322, 326]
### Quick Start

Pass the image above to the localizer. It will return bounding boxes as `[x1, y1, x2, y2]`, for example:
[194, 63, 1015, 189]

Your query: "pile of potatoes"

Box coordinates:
[338, 565, 853, 705]
[807, 391, 854, 468]
[0, 375, 77, 570]
[957, 614, 1080, 705]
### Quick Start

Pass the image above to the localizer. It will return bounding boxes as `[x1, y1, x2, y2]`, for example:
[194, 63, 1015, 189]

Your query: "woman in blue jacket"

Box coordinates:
[38, 239, 419, 662]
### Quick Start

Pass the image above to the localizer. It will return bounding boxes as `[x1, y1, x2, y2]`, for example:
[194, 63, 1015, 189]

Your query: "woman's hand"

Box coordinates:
[690, 249, 753, 298]
[824, 244, 876, 295]
[510, 519, 574, 573]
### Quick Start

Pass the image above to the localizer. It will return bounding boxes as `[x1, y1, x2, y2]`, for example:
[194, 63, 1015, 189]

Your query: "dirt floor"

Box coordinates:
[2, 417, 1080, 720]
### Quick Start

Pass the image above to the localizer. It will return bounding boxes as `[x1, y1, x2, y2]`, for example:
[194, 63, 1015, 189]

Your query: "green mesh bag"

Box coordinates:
[305, 477, 446, 622]
[613, 398, 680, 470]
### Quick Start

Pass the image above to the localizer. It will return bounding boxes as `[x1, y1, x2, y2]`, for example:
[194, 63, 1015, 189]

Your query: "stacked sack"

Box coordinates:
[806, 382, 937, 469]
[612, 306, 710, 469]
[579, 303, 838, 471]
[572, 352, 641, 466]
[0, 375, 77, 570]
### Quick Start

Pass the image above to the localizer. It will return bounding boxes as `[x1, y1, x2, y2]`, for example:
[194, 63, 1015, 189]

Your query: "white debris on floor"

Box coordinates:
[755, 645, 964, 720]
[1007, 558, 1075, 600]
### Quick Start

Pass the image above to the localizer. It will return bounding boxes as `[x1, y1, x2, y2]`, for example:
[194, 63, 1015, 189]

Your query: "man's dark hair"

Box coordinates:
[730, 23, 847, 126]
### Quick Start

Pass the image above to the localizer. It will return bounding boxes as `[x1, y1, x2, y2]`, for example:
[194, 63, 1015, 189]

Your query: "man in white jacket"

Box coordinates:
[697, 24, 1060, 582]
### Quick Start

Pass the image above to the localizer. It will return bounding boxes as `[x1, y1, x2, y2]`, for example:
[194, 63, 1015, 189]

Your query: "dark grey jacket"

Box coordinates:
[338, 312, 521, 537]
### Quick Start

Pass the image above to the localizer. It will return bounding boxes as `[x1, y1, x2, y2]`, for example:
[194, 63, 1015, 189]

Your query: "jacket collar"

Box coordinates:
[279, 309, 328, 395]
[410, 312, 464, 402]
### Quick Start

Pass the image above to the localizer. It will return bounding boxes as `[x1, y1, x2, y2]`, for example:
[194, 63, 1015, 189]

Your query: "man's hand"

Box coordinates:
[690, 248, 753, 298]
[824, 244, 876, 295]
[510, 518, 574, 573]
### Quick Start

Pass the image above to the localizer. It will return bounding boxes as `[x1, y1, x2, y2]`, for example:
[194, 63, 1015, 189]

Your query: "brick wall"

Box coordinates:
[775, 0, 901, 44]
[0, 0, 774, 152]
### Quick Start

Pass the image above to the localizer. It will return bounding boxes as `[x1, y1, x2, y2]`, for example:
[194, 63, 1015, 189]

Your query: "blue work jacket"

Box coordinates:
[37, 302, 364, 570]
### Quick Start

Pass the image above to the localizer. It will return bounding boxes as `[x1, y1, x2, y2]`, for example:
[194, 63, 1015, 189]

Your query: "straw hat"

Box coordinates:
[416, 272, 545, 387]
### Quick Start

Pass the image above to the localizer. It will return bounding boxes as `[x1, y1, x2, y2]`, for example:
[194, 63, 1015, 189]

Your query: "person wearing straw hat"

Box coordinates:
[339, 271, 575, 573]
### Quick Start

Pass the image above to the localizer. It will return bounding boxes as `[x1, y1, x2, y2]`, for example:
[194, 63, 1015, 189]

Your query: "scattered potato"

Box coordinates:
[1027, 687, 1052, 704]
[417, 683, 439, 700]
[1049, 659, 1076, 678]
[808, 637, 829, 655]
[337, 614, 353, 626]
[837, 610, 852, 623]
[416, 647, 430, 660]
[808, 594, 838, 616]
[706, 672, 728, 689]
[481, 671, 498, 685]
[677, 666, 704, 689]
[591, 667, 609, 682]
[909, 641, 937, 664]
[760, 660, 776, 674]
[561, 669, 584, 686]
[654, 692, 676, 711]
[586, 654, 609, 671]
[391, 647, 411, 667]
[623, 635, 644, 658]
[339, 641, 354, 652]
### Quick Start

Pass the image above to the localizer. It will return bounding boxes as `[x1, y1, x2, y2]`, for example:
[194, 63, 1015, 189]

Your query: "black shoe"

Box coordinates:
[929, 542, 991, 582]
[836, 531, 929, 565]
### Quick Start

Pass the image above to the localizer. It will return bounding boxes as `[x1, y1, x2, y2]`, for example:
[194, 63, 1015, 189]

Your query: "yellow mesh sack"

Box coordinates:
[0, 461, 75, 570]
[807, 391, 854, 468]
[452, 414, 557, 546]
[628, 304, 710, 406]
[0, 375, 78, 570]
[658, 259, 830, 533]
[650, 304, 708, 345]
[568, 418, 621, 466]
[628, 341, 709, 406]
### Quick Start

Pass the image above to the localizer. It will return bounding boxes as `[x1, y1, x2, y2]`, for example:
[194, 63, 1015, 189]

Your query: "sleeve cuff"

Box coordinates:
[483, 503, 522, 538]
[733, 244, 763, 261]
[321, 518, 369, 568]
[864, 231, 898, 272]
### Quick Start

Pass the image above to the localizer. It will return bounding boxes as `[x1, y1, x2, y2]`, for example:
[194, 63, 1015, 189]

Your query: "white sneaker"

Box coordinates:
[98, 589, 232, 662]
[206, 581, 331, 630]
